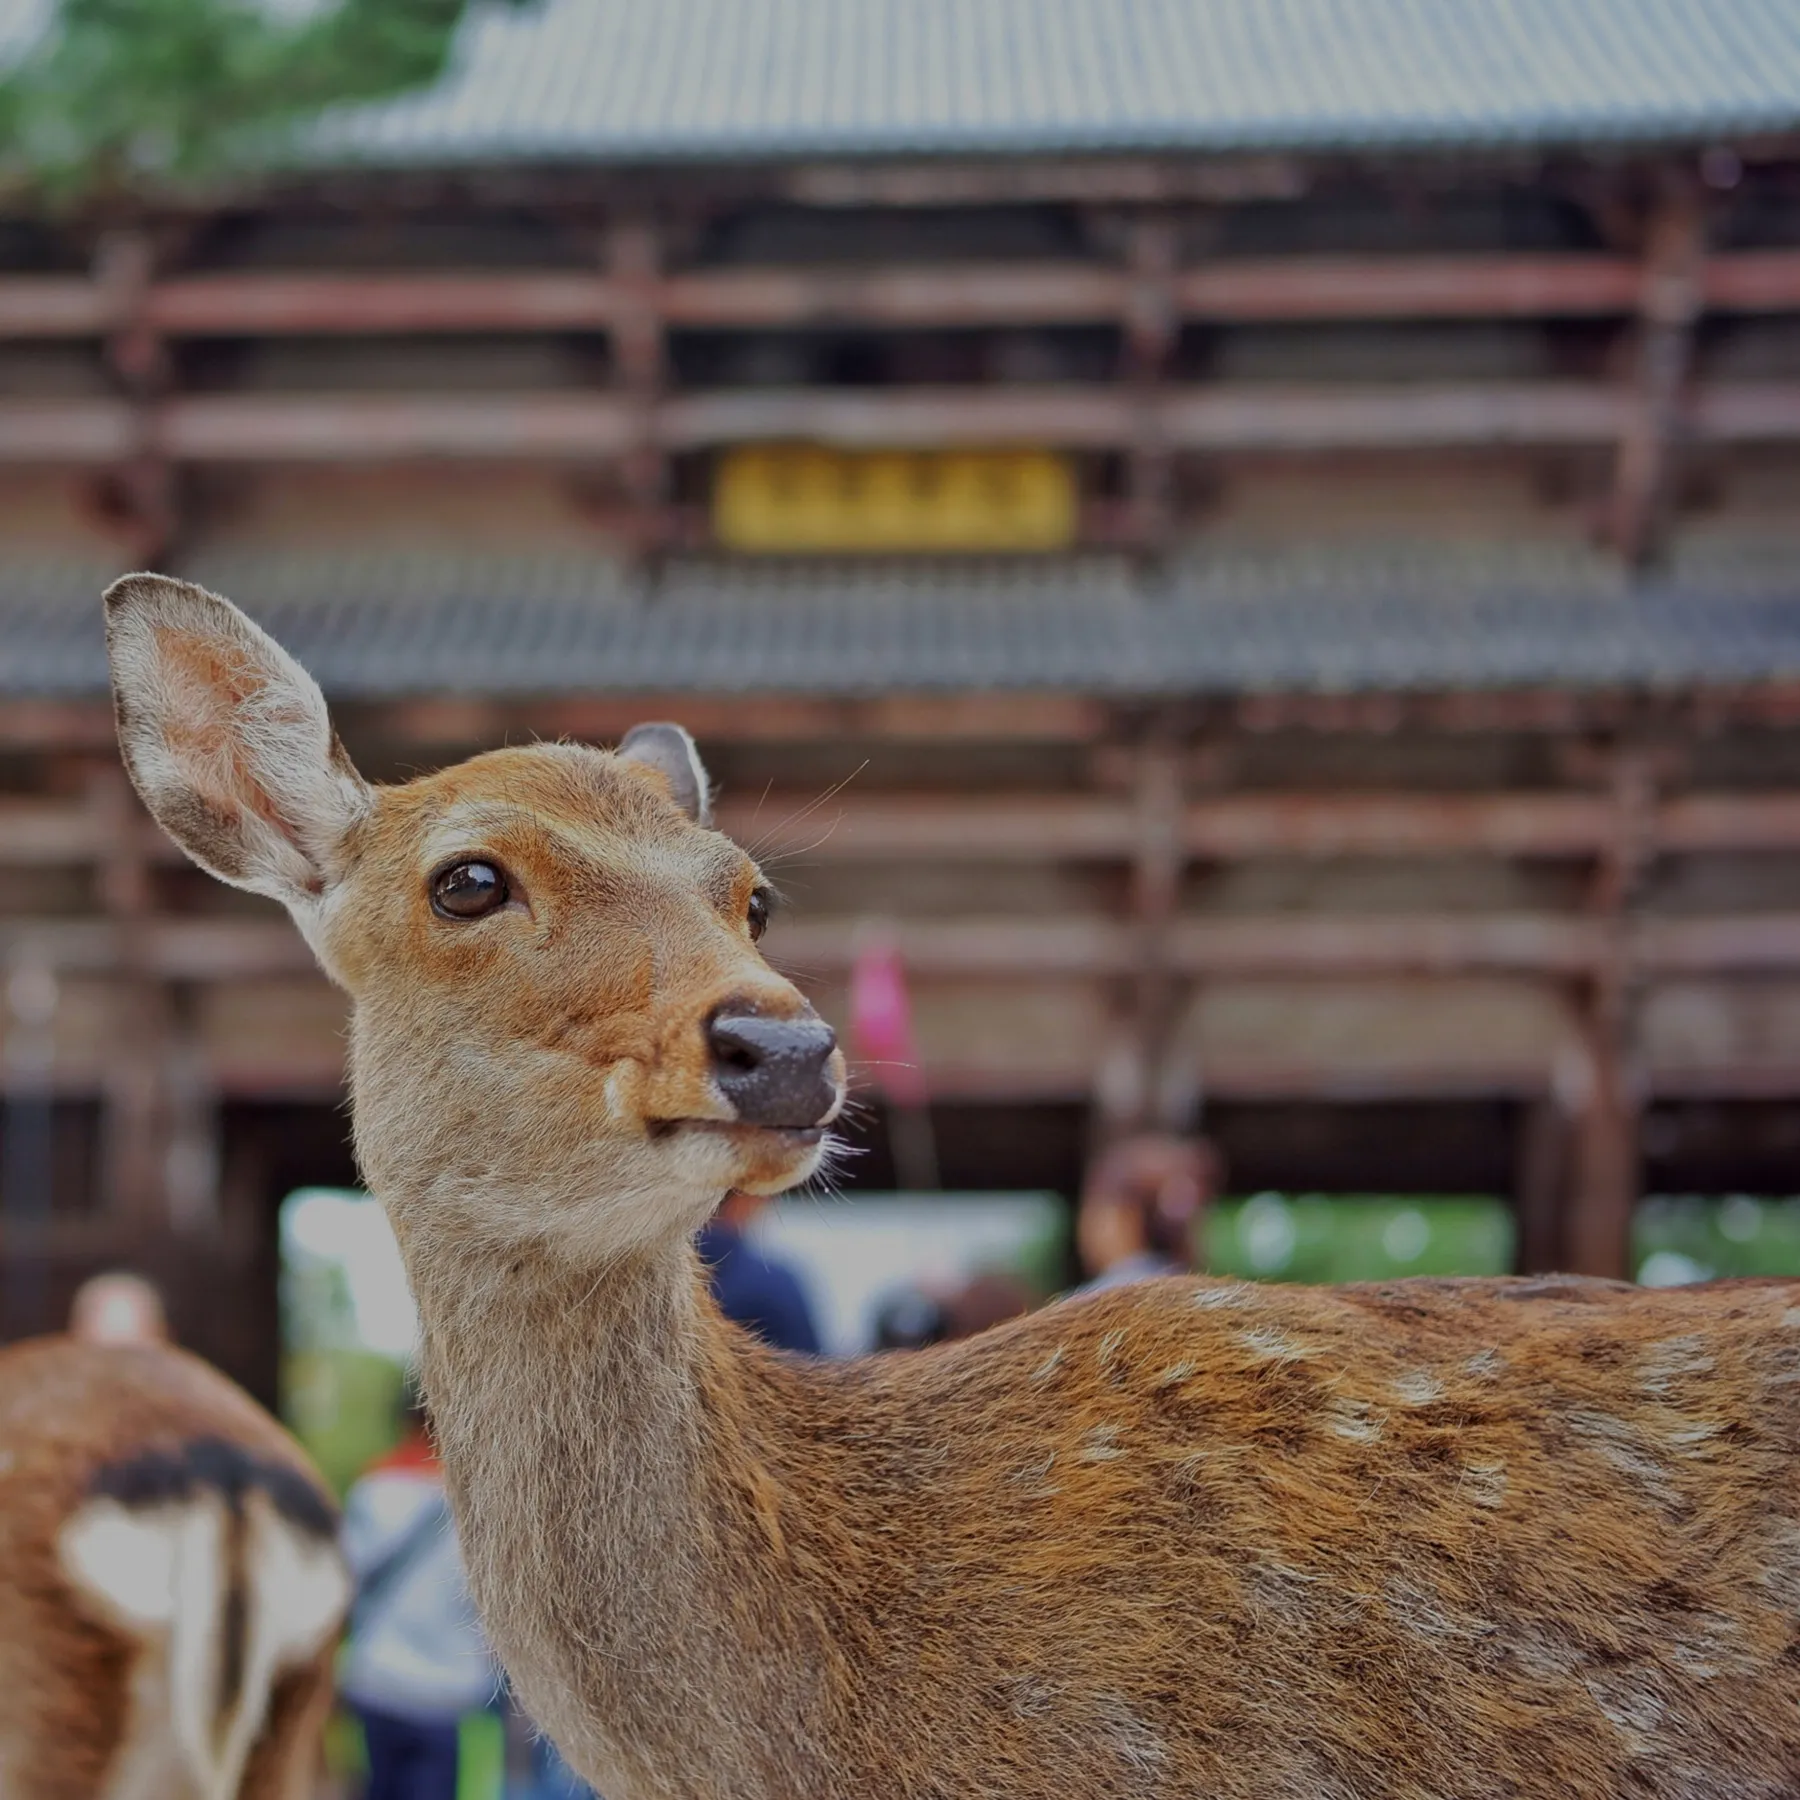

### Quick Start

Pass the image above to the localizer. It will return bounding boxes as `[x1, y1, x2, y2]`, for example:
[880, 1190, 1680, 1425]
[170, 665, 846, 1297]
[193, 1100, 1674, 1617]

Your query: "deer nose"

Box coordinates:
[706, 1011, 839, 1129]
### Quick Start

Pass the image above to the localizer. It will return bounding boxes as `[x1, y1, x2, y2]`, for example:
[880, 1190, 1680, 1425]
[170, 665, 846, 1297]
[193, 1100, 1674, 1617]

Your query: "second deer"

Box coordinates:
[107, 573, 1800, 1800]
[0, 1331, 348, 1800]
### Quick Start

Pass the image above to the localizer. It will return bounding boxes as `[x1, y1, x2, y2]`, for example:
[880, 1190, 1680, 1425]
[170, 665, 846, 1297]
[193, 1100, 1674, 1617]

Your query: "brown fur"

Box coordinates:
[0, 1338, 343, 1800]
[107, 573, 1800, 1799]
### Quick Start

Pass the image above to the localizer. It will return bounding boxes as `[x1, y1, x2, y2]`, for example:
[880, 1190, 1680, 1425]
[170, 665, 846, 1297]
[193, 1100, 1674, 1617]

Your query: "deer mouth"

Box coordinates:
[648, 1119, 827, 1148]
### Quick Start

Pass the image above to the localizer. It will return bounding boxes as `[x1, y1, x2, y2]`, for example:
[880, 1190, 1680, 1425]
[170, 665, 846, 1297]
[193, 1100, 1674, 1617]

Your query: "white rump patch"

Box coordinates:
[59, 1491, 348, 1800]
[59, 1499, 199, 1632]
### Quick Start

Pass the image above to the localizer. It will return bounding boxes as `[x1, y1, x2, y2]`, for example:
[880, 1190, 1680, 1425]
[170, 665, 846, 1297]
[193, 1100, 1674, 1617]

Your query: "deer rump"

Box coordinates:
[0, 1339, 348, 1800]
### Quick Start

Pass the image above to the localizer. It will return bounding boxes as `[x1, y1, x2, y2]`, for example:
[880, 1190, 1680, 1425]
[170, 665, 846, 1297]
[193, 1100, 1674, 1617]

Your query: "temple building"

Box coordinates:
[4, 0, 1800, 1393]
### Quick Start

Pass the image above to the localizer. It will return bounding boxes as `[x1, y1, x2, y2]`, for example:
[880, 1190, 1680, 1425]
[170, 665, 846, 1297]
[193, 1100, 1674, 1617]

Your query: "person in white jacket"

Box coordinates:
[340, 1384, 498, 1800]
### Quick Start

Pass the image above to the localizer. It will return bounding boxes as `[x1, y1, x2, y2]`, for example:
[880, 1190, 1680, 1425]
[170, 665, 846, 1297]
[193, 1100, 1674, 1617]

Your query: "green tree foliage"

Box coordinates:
[0, 0, 522, 201]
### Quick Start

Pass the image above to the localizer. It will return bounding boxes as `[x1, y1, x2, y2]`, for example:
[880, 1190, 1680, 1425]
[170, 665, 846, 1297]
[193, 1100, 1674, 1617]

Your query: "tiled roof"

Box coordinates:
[7, 540, 1800, 702]
[3, 2, 1795, 176]
[300, 0, 1800, 164]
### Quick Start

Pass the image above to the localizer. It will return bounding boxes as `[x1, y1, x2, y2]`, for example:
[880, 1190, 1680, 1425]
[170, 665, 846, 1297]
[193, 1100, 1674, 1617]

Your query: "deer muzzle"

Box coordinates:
[705, 1011, 840, 1130]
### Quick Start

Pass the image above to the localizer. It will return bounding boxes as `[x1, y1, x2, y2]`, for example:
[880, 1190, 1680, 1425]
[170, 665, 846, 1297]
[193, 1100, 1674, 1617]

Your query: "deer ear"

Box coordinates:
[617, 722, 712, 826]
[103, 574, 370, 909]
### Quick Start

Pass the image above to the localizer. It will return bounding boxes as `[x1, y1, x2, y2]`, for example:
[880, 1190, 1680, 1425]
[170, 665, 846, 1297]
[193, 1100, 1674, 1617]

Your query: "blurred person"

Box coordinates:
[1074, 1133, 1223, 1294]
[871, 1286, 947, 1350]
[697, 1189, 821, 1353]
[940, 1270, 1036, 1340]
[341, 1379, 498, 1800]
[67, 1269, 169, 1346]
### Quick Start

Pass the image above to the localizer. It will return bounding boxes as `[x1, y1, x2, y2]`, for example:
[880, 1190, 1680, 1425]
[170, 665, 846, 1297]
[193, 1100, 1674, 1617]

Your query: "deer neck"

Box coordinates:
[385, 1204, 827, 1797]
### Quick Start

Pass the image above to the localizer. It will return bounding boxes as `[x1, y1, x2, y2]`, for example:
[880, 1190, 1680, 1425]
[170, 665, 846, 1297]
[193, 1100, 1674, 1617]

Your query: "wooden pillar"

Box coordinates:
[96, 229, 178, 565]
[1121, 215, 1180, 557]
[1609, 176, 1706, 564]
[89, 763, 220, 1237]
[1512, 1094, 1568, 1275]
[1095, 726, 1187, 1140]
[1563, 750, 1655, 1278]
[1564, 1014, 1639, 1279]
[607, 216, 669, 557]
[1, 953, 59, 1339]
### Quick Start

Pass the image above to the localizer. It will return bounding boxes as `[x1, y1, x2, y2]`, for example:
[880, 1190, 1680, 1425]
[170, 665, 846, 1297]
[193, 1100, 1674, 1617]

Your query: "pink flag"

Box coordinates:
[848, 931, 926, 1107]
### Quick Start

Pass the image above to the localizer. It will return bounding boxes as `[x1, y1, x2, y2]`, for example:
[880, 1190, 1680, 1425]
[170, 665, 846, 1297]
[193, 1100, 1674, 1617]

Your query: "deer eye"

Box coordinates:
[746, 889, 771, 942]
[431, 861, 509, 920]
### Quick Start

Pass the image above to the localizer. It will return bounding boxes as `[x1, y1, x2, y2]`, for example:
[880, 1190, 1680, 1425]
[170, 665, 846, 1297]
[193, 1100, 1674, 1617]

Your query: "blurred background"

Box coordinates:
[4, 0, 1800, 1492]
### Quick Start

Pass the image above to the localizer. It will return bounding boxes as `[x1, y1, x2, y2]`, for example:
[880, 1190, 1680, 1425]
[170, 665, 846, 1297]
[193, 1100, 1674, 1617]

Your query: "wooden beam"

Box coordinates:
[0, 919, 310, 980]
[1162, 383, 1628, 449]
[16, 378, 1800, 466]
[1632, 915, 1800, 974]
[1701, 248, 1800, 311]
[788, 912, 1800, 979]
[778, 912, 1604, 977]
[1659, 794, 1800, 852]
[159, 392, 640, 461]
[148, 271, 628, 335]
[726, 790, 1800, 864]
[13, 248, 1800, 345]
[738, 792, 1537, 862]
[1175, 254, 1640, 319]
[0, 399, 137, 461]
[0, 799, 113, 864]
[1690, 381, 1800, 440]
[657, 386, 1138, 449]
[1183, 793, 1615, 859]
[781, 156, 1309, 209]
[0, 703, 118, 751]
[16, 788, 1800, 872]
[661, 264, 1128, 328]
[371, 689, 1111, 745]
[0, 278, 113, 336]
[0, 912, 1628, 983]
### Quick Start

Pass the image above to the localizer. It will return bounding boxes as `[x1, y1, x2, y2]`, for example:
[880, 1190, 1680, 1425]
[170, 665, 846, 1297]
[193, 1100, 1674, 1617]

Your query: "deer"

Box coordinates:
[105, 569, 1800, 1800]
[0, 1329, 350, 1800]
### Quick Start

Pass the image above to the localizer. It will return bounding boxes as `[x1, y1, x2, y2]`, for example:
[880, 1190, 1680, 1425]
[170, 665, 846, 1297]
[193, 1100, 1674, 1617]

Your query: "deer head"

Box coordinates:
[104, 574, 845, 1266]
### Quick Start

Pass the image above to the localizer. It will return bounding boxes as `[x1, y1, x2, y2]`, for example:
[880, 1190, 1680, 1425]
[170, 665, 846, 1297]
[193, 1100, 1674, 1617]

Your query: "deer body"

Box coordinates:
[0, 1337, 348, 1800]
[414, 1243, 1800, 1800]
[108, 572, 1800, 1799]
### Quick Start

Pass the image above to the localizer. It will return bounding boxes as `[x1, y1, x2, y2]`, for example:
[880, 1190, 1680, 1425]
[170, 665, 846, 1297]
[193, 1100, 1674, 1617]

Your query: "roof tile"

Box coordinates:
[8, 541, 1800, 702]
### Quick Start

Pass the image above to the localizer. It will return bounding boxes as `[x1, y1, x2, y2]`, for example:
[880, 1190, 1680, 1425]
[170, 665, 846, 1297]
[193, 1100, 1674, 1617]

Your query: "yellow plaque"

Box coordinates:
[714, 447, 1077, 553]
